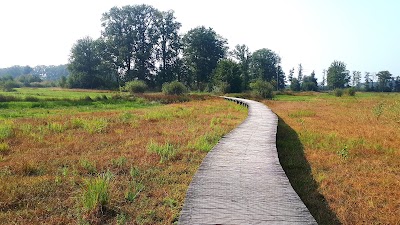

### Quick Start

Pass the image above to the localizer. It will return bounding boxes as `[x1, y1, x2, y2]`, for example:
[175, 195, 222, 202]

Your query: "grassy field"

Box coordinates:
[0, 88, 248, 224]
[265, 92, 400, 224]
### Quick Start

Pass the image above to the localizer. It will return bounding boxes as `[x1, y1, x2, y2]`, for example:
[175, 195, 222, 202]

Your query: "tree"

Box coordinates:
[302, 70, 318, 91]
[320, 69, 327, 89]
[213, 59, 242, 93]
[250, 48, 284, 89]
[183, 26, 227, 90]
[288, 67, 294, 83]
[364, 72, 371, 91]
[290, 78, 301, 91]
[298, 64, 303, 83]
[377, 70, 393, 92]
[101, 5, 161, 84]
[67, 37, 106, 89]
[156, 10, 182, 87]
[352, 71, 362, 89]
[394, 76, 400, 92]
[231, 44, 251, 90]
[327, 60, 349, 89]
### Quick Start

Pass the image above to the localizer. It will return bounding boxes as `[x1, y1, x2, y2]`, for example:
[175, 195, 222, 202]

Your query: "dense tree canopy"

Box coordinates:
[67, 37, 114, 89]
[213, 59, 242, 93]
[250, 48, 285, 89]
[327, 60, 349, 89]
[377, 71, 393, 92]
[301, 70, 318, 91]
[156, 10, 182, 86]
[101, 5, 160, 83]
[231, 44, 251, 90]
[183, 26, 227, 90]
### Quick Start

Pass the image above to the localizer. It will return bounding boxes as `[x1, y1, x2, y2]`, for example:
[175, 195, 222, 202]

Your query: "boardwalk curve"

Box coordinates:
[178, 97, 316, 224]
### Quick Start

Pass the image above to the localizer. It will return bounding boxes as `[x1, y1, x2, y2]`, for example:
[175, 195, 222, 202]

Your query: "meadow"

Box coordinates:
[265, 92, 400, 224]
[0, 88, 248, 224]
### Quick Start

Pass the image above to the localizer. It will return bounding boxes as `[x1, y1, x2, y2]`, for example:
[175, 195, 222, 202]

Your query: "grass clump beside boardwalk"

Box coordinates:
[0, 88, 247, 224]
[265, 92, 400, 225]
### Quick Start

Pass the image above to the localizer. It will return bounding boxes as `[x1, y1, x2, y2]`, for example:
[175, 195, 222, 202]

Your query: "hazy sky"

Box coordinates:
[1, 0, 399, 80]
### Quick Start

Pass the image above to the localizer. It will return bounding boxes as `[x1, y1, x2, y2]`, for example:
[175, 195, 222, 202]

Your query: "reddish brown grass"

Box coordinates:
[0, 97, 247, 224]
[265, 94, 400, 224]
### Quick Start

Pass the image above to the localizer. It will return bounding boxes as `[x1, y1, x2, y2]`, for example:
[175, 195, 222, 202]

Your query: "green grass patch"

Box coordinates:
[0, 122, 13, 140]
[189, 132, 221, 152]
[81, 172, 113, 213]
[288, 110, 316, 118]
[147, 141, 178, 163]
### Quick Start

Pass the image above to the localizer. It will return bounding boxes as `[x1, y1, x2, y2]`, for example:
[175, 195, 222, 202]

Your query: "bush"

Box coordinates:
[1, 80, 21, 92]
[212, 82, 230, 94]
[162, 81, 187, 95]
[346, 87, 356, 96]
[125, 80, 148, 94]
[24, 96, 40, 102]
[334, 89, 344, 97]
[250, 80, 275, 99]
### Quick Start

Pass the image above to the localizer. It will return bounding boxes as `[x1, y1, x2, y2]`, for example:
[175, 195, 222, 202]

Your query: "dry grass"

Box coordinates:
[265, 92, 400, 224]
[0, 97, 247, 224]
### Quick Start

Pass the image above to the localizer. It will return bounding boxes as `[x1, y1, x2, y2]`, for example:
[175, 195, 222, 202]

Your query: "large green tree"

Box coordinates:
[327, 60, 349, 89]
[101, 5, 160, 83]
[250, 48, 285, 89]
[377, 70, 393, 92]
[213, 59, 242, 93]
[231, 44, 251, 90]
[67, 37, 105, 88]
[301, 70, 318, 91]
[183, 26, 227, 90]
[156, 10, 182, 87]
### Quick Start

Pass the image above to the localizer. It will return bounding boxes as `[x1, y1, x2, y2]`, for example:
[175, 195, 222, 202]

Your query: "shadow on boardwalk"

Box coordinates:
[277, 117, 341, 225]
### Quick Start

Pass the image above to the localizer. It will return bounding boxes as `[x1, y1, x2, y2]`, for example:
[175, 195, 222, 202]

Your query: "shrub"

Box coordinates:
[162, 81, 187, 95]
[334, 89, 343, 97]
[250, 80, 275, 99]
[346, 87, 356, 96]
[24, 96, 40, 102]
[212, 82, 230, 94]
[125, 80, 148, 94]
[0, 80, 21, 92]
[0, 94, 18, 102]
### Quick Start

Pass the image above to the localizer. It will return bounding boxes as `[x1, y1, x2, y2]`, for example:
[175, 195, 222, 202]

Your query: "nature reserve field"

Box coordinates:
[265, 92, 400, 225]
[0, 88, 247, 224]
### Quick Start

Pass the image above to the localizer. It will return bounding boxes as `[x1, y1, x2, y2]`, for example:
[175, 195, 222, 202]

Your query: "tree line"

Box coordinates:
[287, 60, 400, 92]
[2, 4, 399, 94]
[66, 4, 285, 93]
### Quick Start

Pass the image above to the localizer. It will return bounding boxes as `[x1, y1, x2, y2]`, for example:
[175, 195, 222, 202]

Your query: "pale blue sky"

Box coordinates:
[0, 0, 399, 80]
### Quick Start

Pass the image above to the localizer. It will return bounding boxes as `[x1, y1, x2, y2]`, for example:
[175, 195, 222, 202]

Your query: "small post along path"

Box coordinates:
[178, 97, 316, 225]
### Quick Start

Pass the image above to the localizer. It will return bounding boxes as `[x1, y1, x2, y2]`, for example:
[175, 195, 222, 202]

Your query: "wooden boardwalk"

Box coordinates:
[178, 97, 316, 225]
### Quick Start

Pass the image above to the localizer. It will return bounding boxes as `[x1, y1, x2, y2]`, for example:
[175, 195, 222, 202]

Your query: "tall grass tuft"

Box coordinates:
[147, 141, 178, 163]
[84, 118, 108, 134]
[81, 172, 113, 213]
